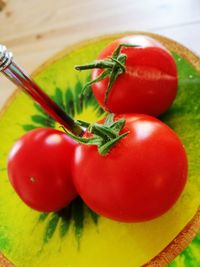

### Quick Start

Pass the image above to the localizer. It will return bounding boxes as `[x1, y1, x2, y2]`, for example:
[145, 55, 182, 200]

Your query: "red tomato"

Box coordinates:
[73, 114, 187, 222]
[91, 35, 178, 116]
[8, 128, 77, 212]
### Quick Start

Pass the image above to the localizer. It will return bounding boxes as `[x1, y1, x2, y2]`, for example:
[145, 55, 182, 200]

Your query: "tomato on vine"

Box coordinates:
[64, 114, 187, 222]
[75, 35, 178, 116]
[8, 128, 77, 212]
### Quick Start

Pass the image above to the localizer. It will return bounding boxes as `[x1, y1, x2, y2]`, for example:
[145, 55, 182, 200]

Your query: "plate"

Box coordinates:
[0, 33, 199, 267]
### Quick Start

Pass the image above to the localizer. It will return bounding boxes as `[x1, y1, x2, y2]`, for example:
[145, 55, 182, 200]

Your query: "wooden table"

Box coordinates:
[0, 0, 200, 109]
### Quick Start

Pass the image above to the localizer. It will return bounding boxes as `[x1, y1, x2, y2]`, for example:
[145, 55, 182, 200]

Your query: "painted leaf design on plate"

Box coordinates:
[23, 77, 103, 245]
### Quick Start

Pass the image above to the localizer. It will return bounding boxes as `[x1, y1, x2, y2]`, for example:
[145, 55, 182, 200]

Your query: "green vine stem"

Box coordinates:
[75, 43, 140, 104]
[61, 113, 129, 156]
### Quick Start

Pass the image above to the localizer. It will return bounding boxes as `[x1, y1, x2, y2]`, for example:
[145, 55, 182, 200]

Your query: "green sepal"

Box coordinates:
[89, 123, 117, 139]
[105, 113, 115, 125]
[61, 126, 103, 147]
[104, 54, 127, 104]
[109, 118, 126, 135]
[98, 132, 128, 155]
[104, 113, 126, 135]
[82, 68, 111, 95]
[108, 54, 126, 72]
[112, 43, 139, 58]
[75, 43, 140, 105]
[61, 113, 128, 156]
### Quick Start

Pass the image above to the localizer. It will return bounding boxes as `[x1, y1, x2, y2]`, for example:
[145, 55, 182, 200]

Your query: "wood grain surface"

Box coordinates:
[0, 0, 200, 108]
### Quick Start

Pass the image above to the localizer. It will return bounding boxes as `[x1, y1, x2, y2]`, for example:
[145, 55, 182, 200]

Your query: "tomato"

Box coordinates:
[8, 128, 77, 212]
[73, 114, 187, 222]
[86, 35, 178, 116]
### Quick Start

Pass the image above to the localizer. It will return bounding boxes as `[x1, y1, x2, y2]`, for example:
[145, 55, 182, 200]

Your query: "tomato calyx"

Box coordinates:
[75, 43, 140, 105]
[61, 113, 129, 156]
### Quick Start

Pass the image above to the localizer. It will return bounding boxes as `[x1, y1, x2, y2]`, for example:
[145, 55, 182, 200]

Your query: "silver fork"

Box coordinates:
[0, 44, 83, 136]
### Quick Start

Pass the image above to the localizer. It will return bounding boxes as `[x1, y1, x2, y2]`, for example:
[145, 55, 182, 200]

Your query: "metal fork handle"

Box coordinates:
[0, 44, 83, 136]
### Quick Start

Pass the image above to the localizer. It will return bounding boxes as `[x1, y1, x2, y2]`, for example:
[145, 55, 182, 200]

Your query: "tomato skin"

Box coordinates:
[92, 35, 178, 116]
[8, 128, 77, 212]
[73, 114, 187, 222]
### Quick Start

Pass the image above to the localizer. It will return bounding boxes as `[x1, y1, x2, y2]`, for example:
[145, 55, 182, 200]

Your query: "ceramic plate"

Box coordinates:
[0, 33, 199, 267]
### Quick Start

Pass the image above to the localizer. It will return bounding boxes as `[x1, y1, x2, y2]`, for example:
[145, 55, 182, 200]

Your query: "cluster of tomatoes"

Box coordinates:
[8, 35, 188, 222]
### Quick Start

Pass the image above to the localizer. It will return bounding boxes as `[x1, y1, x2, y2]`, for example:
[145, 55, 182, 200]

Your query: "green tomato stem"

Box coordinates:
[75, 60, 114, 71]
[75, 43, 140, 106]
[61, 113, 128, 156]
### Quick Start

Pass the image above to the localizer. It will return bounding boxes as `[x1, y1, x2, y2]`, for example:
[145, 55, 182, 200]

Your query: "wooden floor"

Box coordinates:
[0, 0, 200, 108]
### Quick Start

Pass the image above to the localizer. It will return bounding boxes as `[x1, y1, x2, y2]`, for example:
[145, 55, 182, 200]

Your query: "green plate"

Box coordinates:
[0, 33, 199, 267]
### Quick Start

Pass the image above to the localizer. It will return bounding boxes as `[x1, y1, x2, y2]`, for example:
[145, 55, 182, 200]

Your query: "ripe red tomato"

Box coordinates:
[8, 128, 77, 212]
[73, 114, 187, 222]
[91, 35, 178, 116]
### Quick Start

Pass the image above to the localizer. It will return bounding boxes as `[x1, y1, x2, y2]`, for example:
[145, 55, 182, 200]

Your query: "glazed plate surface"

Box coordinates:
[0, 33, 199, 267]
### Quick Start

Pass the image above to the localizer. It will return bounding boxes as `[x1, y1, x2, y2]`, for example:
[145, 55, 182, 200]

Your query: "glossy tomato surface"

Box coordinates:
[92, 35, 178, 116]
[8, 128, 77, 212]
[73, 114, 187, 222]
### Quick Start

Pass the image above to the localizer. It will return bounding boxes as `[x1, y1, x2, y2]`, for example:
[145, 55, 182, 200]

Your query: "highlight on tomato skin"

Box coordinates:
[72, 114, 188, 223]
[76, 35, 178, 117]
[7, 128, 78, 212]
